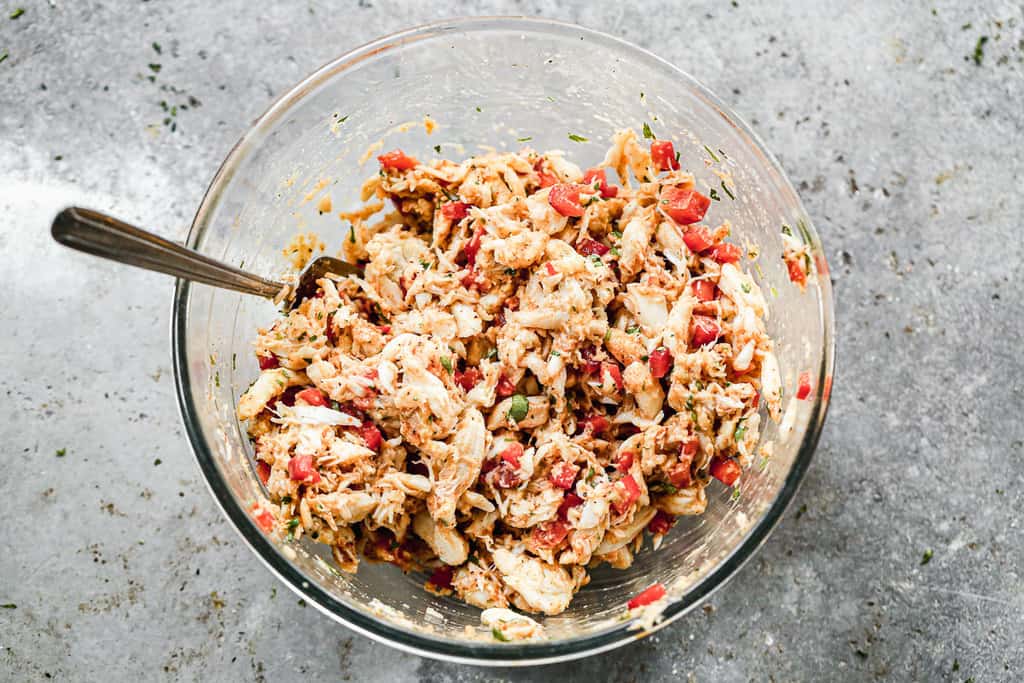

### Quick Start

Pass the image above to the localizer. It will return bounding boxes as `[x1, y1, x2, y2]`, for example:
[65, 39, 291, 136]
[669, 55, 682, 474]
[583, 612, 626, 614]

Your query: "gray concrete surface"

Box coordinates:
[1, 1, 1022, 680]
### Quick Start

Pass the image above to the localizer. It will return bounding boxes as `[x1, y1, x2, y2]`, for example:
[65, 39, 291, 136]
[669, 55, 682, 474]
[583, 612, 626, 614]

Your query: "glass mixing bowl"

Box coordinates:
[172, 17, 834, 665]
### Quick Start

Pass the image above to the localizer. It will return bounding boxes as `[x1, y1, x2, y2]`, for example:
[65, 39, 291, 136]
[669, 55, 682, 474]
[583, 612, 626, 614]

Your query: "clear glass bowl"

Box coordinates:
[172, 17, 834, 665]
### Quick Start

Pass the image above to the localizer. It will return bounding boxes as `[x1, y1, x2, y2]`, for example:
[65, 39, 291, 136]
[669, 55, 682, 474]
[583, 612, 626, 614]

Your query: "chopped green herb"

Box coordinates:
[508, 394, 529, 423]
[0, 52, 8, 65]
[550, 350, 561, 357]
[214, 371, 220, 387]
[586, 467, 596, 484]
[55, 448, 67, 458]
[952, 659, 960, 672]
[609, 246, 621, 257]
[546, 96, 555, 102]
[336, 114, 349, 123]
[759, 456, 770, 472]
[433, 144, 441, 153]
[308, 335, 318, 342]
[440, 187, 460, 202]
[770, 286, 779, 298]
[590, 255, 604, 267]
[720, 181, 735, 200]
[287, 518, 300, 530]
[440, 356, 453, 375]
[154, 458, 162, 466]
[795, 503, 807, 519]
[640, 354, 649, 362]
[419, 258, 432, 270]
[603, 328, 612, 342]
[703, 145, 721, 162]
[348, 225, 356, 244]
[626, 325, 641, 334]
[741, 282, 752, 293]
[485, 347, 499, 360]
[492, 627, 510, 642]
[281, 495, 293, 505]
[972, 35, 988, 66]
[731, 488, 741, 501]
[781, 224, 793, 236]
[568, 133, 588, 143]
[611, 230, 622, 239]
[517, 136, 533, 142]
[148, 63, 161, 73]
[734, 422, 747, 441]
[10, 8, 24, 19]
[642, 122, 655, 139]
[649, 481, 677, 495]
[0, 604, 15, 609]
[504, 267, 517, 275]
[709, 188, 721, 201]
[921, 549, 933, 565]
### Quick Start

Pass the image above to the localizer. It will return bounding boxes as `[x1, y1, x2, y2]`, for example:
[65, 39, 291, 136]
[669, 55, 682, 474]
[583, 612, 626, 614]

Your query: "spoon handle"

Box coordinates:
[51, 207, 283, 299]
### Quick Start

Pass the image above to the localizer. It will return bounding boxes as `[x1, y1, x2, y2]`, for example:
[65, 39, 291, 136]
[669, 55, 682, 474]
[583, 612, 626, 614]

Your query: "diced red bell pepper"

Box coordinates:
[532, 520, 570, 548]
[500, 442, 524, 469]
[257, 354, 279, 370]
[288, 454, 321, 484]
[650, 140, 680, 172]
[463, 226, 484, 267]
[682, 225, 715, 253]
[295, 387, 328, 407]
[578, 414, 610, 436]
[690, 315, 720, 347]
[669, 441, 697, 488]
[545, 262, 557, 276]
[256, 460, 271, 486]
[708, 243, 742, 264]
[441, 201, 470, 222]
[548, 183, 585, 217]
[648, 347, 673, 379]
[647, 511, 675, 535]
[691, 279, 717, 302]
[627, 583, 666, 609]
[580, 346, 602, 375]
[710, 458, 742, 486]
[359, 421, 383, 451]
[557, 491, 584, 520]
[250, 504, 275, 533]
[615, 451, 635, 472]
[581, 168, 618, 198]
[612, 474, 641, 514]
[575, 237, 610, 257]
[496, 374, 517, 397]
[377, 149, 419, 171]
[602, 362, 624, 391]
[787, 258, 807, 287]
[681, 438, 699, 457]
[460, 268, 488, 291]
[533, 158, 559, 188]
[428, 565, 453, 590]
[549, 462, 579, 489]
[454, 367, 483, 392]
[796, 371, 812, 400]
[662, 187, 711, 225]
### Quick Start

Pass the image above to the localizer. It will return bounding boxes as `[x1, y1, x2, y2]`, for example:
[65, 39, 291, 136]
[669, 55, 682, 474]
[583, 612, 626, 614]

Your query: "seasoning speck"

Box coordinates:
[55, 448, 66, 458]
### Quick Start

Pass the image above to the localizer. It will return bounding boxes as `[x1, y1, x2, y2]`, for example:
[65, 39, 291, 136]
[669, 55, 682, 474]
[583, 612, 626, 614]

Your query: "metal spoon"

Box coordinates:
[51, 206, 360, 308]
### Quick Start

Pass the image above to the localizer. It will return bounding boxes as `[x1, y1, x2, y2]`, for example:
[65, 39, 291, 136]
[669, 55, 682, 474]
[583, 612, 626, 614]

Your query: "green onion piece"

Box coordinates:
[568, 133, 588, 143]
[642, 122, 655, 139]
[440, 356, 453, 375]
[492, 627, 510, 642]
[508, 394, 529, 423]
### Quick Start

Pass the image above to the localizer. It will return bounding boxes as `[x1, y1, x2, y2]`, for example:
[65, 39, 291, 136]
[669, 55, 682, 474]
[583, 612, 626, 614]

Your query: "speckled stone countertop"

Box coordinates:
[1, 1, 1022, 681]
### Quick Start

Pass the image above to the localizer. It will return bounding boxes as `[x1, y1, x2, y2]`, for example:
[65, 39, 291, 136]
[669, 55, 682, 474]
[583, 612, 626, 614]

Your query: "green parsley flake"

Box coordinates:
[433, 144, 441, 154]
[626, 325, 641, 334]
[287, 518, 300, 530]
[709, 188, 721, 201]
[586, 467, 596, 484]
[972, 35, 988, 66]
[148, 63, 161, 73]
[419, 258, 432, 270]
[10, 8, 25, 19]
[703, 145, 721, 162]
[475, 106, 482, 112]
[734, 423, 747, 441]
[611, 230, 623, 239]
[642, 122, 655, 139]
[568, 133, 588, 143]
[348, 225, 356, 243]
[440, 356, 453, 375]
[55, 448, 66, 458]
[492, 627, 510, 642]
[508, 394, 529, 423]
[731, 488, 741, 501]
[921, 549, 933, 565]
[550, 351, 560, 357]
[0, 52, 8, 65]
[721, 181, 735, 200]
[485, 347, 499, 360]
[517, 136, 532, 142]
[1, 604, 15, 609]
[741, 282, 752, 293]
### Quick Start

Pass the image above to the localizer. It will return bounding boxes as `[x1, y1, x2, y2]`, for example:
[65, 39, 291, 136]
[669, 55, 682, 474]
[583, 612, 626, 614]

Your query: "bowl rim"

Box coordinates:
[171, 15, 835, 666]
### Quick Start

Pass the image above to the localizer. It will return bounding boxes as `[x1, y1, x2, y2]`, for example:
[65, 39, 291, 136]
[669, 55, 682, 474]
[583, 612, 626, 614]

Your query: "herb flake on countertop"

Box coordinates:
[517, 136, 532, 142]
[55, 448, 66, 458]
[10, 8, 24, 19]
[720, 180, 736, 200]
[152, 41, 161, 54]
[1, 604, 15, 609]
[568, 133, 588, 143]
[921, 549, 933, 565]
[704, 145, 721, 162]
[971, 35, 988, 65]
[0, 52, 8, 65]
[642, 122, 654, 139]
